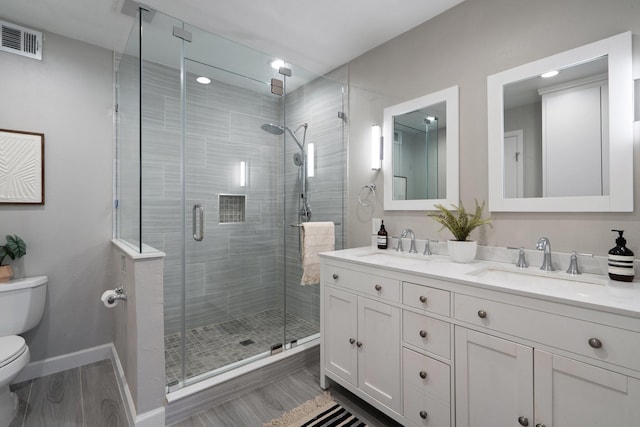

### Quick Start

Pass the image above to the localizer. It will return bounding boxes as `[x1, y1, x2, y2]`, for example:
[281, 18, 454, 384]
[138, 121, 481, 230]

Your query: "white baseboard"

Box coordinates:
[13, 342, 165, 427]
[14, 343, 113, 383]
[134, 407, 166, 427]
[110, 343, 137, 427]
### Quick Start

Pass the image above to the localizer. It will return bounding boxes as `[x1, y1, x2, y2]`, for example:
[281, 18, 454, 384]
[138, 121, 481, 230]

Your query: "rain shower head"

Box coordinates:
[261, 123, 285, 135]
[261, 122, 307, 151]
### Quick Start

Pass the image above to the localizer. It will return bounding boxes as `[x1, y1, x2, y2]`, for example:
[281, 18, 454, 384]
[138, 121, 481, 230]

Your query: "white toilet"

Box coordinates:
[0, 276, 47, 426]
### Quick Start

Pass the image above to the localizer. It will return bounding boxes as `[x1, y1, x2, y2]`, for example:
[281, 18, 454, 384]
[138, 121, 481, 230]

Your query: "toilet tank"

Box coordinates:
[0, 276, 47, 335]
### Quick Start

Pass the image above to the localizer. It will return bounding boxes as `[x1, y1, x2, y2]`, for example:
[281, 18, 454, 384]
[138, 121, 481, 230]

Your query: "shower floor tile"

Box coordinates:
[164, 308, 318, 385]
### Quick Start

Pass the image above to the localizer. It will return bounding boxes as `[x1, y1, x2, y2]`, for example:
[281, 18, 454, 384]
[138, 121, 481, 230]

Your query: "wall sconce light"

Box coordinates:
[371, 125, 382, 170]
[240, 161, 246, 187]
[307, 143, 315, 178]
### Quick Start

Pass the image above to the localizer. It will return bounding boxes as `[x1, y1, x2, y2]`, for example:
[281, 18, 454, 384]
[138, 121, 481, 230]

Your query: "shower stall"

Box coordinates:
[115, 8, 346, 391]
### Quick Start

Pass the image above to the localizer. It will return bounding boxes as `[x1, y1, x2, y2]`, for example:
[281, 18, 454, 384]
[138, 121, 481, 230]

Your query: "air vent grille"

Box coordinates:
[0, 20, 42, 60]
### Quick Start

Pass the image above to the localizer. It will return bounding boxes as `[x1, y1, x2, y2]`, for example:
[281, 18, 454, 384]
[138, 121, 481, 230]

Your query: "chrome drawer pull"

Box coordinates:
[518, 416, 529, 426]
[419, 295, 427, 303]
[332, 273, 339, 280]
[419, 411, 428, 419]
[419, 330, 427, 338]
[477, 310, 487, 319]
[419, 370, 427, 379]
[374, 284, 382, 291]
[588, 338, 602, 349]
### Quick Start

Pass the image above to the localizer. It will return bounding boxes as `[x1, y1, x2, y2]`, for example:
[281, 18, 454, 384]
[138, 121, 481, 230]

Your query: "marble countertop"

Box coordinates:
[320, 246, 640, 318]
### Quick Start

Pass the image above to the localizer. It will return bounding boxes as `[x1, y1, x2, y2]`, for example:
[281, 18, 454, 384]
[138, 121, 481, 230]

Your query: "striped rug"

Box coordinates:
[263, 393, 367, 427]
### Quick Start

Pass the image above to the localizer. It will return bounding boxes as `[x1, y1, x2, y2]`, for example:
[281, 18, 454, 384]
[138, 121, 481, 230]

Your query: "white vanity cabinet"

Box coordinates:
[320, 249, 640, 427]
[321, 259, 454, 426]
[322, 264, 402, 414]
[454, 293, 640, 427]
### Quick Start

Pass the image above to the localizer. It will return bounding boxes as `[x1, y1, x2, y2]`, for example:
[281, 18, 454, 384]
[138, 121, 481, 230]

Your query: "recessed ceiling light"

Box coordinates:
[196, 76, 211, 85]
[541, 70, 559, 78]
[270, 59, 285, 70]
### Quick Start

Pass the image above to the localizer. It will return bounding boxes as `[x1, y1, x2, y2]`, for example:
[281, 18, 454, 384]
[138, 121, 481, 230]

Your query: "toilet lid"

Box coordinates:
[0, 336, 27, 368]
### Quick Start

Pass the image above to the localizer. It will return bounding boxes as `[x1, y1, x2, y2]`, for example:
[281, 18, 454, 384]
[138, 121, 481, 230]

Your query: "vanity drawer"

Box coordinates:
[403, 310, 451, 359]
[403, 348, 450, 427]
[454, 293, 640, 372]
[324, 265, 400, 302]
[403, 281, 450, 317]
[403, 348, 450, 402]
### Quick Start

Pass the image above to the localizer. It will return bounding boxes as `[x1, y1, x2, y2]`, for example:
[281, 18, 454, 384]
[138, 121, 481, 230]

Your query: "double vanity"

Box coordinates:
[319, 247, 640, 427]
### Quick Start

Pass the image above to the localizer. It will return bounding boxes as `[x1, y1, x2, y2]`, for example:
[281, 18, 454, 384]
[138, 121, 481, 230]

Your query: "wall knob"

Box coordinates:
[419, 370, 427, 379]
[478, 310, 487, 319]
[419, 330, 427, 338]
[518, 416, 529, 426]
[374, 284, 382, 291]
[349, 338, 355, 344]
[332, 273, 339, 280]
[588, 338, 602, 349]
[419, 411, 428, 419]
[419, 295, 427, 303]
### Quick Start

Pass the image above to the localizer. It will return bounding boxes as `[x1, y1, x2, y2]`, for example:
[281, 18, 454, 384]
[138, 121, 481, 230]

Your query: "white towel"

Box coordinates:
[300, 222, 335, 285]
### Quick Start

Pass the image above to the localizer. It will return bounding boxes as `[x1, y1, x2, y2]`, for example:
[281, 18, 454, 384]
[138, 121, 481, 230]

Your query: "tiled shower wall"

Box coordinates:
[282, 72, 346, 329]
[128, 59, 345, 335]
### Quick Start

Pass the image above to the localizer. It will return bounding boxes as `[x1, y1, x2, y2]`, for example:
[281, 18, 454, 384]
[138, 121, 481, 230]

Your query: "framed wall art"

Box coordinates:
[0, 129, 45, 204]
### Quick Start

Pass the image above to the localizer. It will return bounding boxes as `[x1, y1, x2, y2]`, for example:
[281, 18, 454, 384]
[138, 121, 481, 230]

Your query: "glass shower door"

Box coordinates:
[181, 58, 286, 383]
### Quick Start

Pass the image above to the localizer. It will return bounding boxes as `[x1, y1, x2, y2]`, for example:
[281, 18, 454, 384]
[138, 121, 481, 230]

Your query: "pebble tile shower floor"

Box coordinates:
[165, 308, 318, 385]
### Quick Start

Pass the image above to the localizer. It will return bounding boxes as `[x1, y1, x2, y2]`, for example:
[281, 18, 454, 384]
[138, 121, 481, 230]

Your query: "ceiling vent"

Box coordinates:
[0, 20, 42, 60]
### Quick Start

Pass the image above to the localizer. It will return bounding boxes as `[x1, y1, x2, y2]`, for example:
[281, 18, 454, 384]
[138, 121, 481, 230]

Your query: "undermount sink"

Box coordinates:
[468, 266, 609, 288]
[356, 250, 440, 266]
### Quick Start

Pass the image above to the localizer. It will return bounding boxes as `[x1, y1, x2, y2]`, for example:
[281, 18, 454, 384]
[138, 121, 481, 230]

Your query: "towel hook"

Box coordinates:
[358, 184, 376, 207]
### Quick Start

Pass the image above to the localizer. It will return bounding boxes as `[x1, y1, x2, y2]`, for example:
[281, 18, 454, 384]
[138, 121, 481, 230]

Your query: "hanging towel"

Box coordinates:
[300, 222, 335, 285]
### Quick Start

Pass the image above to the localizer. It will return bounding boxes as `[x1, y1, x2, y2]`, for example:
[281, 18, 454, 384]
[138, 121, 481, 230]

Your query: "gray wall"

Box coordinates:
[0, 32, 114, 361]
[347, 0, 640, 255]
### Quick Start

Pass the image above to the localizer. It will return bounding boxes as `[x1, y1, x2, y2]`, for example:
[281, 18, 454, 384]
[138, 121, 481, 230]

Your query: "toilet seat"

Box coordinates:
[0, 336, 27, 368]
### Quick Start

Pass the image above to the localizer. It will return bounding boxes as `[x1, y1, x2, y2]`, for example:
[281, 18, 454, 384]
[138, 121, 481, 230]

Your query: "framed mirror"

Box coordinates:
[488, 32, 633, 212]
[383, 85, 459, 210]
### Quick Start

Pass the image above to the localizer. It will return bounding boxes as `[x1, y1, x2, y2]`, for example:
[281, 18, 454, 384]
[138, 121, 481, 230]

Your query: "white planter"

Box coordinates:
[447, 240, 477, 263]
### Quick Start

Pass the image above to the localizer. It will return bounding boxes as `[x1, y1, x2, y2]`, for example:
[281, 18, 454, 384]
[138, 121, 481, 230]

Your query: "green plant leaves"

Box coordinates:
[429, 200, 492, 241]
[4, 235, 26, 260]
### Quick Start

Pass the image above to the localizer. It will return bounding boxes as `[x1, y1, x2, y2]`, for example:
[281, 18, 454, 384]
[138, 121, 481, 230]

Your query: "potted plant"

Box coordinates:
[0, 235, 27, 282]
[429, 200, 492, 263]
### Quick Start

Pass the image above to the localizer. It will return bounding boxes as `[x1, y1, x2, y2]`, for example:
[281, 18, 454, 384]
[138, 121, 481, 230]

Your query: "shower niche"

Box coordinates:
[218, 194, 246, 224]
[116, 8, 346, 391]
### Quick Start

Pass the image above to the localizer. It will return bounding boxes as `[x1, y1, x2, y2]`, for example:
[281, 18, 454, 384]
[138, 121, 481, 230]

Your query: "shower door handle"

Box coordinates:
[193, 204, 204, 241]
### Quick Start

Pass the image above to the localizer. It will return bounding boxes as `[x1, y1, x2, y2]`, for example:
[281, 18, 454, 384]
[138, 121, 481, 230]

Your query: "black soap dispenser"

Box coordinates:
[377, 220, 388, 249]
[608, 230, 635, 282]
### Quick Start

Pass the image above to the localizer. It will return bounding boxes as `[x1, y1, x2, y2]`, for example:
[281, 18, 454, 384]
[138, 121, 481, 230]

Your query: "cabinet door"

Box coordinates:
[324, 286, 358, 386]
[535, 350, 640, 427]
[358, 296, 402, 413]
[455, 327, 534, 427]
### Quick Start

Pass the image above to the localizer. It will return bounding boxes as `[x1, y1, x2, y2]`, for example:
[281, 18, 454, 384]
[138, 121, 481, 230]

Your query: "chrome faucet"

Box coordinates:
[400, 229, 417, 253]
[423, 239, 438, 256]
[395, 236, 404, 252]
[536, 237, 554, 271]
[566, 251, 580, 275]
[508, 246, 528, 268]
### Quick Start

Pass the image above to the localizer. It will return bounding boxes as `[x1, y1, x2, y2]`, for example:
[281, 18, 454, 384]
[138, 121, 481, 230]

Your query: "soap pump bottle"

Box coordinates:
[608, 229, 635, 282]
[377, 220, 388, 249]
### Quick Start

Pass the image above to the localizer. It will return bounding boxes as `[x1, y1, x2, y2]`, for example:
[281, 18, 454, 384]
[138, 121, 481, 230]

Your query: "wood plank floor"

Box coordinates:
[170, 362, 403, 427]
[9, 359, 128, 427]
[9, 358, 401, 427]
